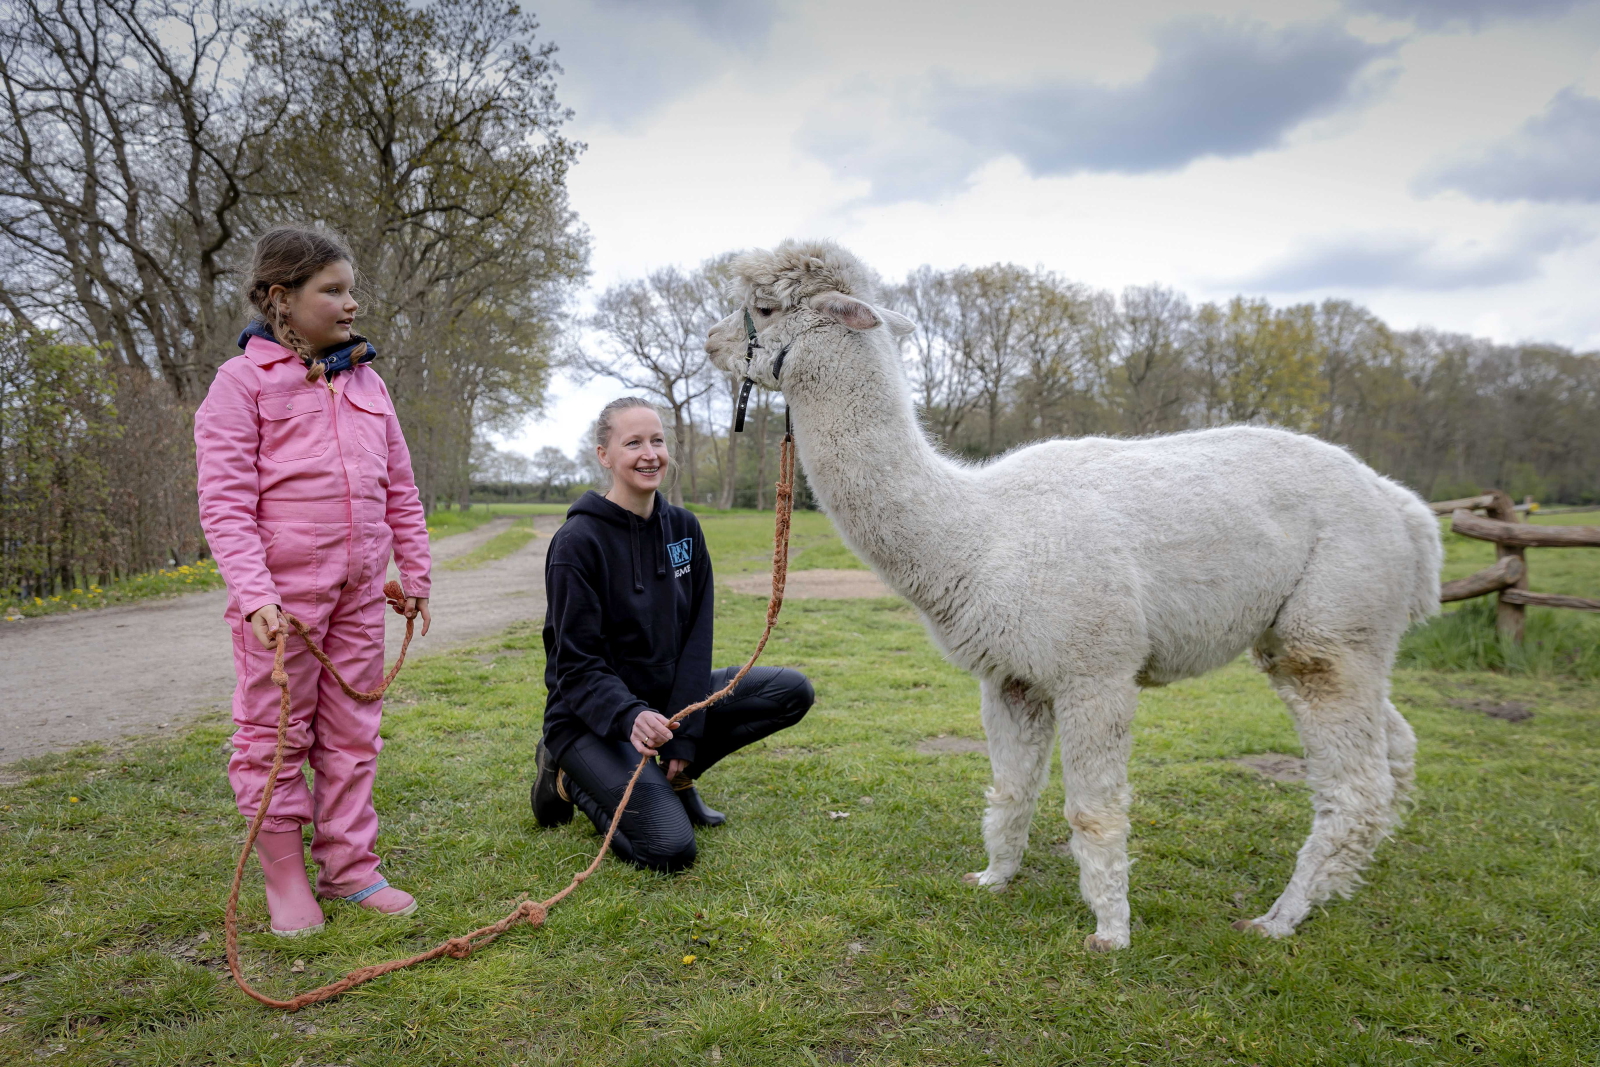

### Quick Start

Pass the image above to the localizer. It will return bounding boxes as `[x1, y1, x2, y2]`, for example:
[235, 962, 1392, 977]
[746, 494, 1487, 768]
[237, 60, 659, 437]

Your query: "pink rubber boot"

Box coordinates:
[256, 829, 326, 937]
[342, 879, 418, 917]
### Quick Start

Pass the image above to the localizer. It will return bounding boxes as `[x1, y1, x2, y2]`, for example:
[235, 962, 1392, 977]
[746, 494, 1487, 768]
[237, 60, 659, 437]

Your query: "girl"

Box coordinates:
[195, 226, 432, 936]
[531, 397, 814, 872]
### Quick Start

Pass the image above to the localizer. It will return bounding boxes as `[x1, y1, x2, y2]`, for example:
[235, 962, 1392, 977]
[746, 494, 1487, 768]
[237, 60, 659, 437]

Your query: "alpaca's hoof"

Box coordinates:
[1083, 933, 1127, 952]
[1232, 916, 1293, 938]
[962, 871, 1009, 892]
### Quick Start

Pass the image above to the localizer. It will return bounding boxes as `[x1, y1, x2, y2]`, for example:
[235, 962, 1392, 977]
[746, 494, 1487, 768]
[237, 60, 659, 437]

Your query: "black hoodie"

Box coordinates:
[541, 491, 714, 765]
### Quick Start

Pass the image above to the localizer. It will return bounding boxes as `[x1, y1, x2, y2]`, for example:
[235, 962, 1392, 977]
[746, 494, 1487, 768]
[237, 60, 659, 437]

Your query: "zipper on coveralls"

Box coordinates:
[329, 381, 359, 591]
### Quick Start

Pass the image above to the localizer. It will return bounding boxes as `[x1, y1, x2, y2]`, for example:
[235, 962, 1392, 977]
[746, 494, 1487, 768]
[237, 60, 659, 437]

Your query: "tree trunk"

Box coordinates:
[717, 381, 739, 509]
[669, 403, 687, 507]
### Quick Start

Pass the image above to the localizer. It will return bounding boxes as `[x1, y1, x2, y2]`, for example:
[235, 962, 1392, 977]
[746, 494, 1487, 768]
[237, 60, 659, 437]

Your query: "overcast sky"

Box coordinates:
[504, 0, 1600, 459]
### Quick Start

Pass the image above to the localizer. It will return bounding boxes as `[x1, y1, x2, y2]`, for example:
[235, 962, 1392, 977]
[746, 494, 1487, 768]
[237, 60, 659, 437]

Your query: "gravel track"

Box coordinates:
[0, 516, 560, 767]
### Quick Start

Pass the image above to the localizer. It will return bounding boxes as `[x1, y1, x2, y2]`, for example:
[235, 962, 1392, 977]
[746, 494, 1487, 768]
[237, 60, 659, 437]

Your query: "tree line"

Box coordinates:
[0, 0, 586, 598]
[566, 259, 1599, 510]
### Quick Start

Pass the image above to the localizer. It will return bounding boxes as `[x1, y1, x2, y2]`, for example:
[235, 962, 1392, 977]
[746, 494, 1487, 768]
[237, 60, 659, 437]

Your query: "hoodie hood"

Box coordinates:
[567, 490, 668, 593]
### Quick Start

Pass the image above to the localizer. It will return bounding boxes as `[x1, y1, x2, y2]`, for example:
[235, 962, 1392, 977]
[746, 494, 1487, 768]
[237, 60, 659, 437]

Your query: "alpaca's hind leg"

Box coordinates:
[1383, 695, 1417, 805]
[1242, 646, 1398, 938]
[963, 677, 1053, 891]
[1057, 678, 1138, 951]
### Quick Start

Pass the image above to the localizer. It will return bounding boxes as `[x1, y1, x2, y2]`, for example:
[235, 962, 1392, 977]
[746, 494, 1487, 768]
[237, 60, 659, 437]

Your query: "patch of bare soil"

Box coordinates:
[1451, 698, 1535, 723]
[916, 735, 988, 756]
[1235, 753, 1307, 782]
[724, 568, 893, 599]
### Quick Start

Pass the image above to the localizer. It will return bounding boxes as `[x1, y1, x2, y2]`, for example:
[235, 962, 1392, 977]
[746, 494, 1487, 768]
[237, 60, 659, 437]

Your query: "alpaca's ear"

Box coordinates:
[809, 291, 881, 331]
[880, 308, 916, 337]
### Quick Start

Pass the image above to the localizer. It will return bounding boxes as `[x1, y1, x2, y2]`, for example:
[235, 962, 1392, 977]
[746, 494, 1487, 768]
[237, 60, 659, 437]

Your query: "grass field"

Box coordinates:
[2, 512, 1598, 1065]
[427, 503, 576, 539]
[440, 519, 540, 572]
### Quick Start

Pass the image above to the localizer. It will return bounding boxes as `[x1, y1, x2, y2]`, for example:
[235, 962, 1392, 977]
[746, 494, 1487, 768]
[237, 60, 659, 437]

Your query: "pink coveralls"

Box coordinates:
[194, 335, 431, 898]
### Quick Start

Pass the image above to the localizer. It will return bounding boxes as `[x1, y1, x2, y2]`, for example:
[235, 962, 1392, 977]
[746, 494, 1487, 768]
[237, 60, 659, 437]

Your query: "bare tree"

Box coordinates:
[886, 266, 982, 448]
[0, 0, 283, 396]
[1112, 285, 1193, 435]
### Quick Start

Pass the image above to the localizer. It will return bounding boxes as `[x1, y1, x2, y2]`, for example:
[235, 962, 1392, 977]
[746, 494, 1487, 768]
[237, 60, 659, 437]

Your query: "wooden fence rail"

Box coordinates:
[1430, 488, 1600, 641]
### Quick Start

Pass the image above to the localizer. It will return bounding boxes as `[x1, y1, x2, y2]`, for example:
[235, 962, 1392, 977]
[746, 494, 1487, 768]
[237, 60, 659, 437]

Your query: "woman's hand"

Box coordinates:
[404, 596, 431, 636]
[629, 710, 675, 757]
[248, 604, 284, 648]
[664, 758, 689, 782]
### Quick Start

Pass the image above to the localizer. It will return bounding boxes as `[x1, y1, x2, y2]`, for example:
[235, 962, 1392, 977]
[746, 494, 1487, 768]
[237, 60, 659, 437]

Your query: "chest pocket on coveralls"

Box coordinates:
[258, 390, 330, 460]
[344, 389, 391, 458]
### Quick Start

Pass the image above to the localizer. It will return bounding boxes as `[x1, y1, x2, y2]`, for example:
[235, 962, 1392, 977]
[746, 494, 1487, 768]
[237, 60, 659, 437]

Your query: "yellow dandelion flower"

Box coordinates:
[681, 954, 696, 965]
[68, 796, 80, 803]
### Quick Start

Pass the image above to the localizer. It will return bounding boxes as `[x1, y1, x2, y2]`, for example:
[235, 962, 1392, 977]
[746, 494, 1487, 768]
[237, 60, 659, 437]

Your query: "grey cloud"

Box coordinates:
[801, 18, 1391, 202]
[1242, 224, 1590, 292]
[795, 82, 992, 203]
[540, 0, 778, 130]
[1343, 0, 1589, 31]
[1422, 90, 1600, 203]
[598, 0, 774, 42]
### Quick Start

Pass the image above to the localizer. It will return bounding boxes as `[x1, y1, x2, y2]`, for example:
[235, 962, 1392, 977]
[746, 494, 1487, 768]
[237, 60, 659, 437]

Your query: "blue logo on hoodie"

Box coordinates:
[667, 537, 693, 570]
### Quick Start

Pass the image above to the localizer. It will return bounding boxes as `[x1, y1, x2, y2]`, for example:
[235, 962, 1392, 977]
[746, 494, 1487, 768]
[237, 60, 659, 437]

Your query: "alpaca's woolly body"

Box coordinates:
[707, 240, 1443, 948]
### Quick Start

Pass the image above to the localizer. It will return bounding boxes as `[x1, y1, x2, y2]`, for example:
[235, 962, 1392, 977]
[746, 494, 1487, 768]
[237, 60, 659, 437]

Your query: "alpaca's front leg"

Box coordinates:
[963, 677, 1053, 891]
[1058, 679, 1137, 950]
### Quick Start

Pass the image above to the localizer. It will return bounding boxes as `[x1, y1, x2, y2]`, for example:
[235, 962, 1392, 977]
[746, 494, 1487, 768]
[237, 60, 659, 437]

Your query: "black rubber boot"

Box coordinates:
[675, 784, 726, 828]
[530, 739, 574, 827]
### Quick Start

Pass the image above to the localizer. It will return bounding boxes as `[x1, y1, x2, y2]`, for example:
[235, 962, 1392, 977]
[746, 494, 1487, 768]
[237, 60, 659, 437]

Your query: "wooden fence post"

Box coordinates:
[1487, 489, 1527, 642]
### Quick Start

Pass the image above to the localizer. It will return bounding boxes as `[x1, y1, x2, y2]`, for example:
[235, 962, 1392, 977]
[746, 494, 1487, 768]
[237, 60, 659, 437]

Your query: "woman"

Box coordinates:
[532, 397, 813, 872]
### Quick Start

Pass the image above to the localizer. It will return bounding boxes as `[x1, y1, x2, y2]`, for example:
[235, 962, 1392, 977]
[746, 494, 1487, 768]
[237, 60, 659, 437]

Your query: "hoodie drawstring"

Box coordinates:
[629, 515, 643, 593]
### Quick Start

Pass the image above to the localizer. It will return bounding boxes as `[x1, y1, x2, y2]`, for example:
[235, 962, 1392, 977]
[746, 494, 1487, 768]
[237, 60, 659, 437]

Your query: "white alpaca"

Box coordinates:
[705, 240, 1442, 950]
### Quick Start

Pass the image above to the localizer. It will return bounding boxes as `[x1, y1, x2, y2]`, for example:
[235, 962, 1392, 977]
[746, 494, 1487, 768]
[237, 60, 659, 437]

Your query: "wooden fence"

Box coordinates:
[1431, 490, 1600, 641]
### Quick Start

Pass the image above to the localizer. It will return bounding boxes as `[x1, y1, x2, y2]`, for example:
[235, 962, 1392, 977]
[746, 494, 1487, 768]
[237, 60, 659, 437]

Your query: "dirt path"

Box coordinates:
[0, 515, 561, 768]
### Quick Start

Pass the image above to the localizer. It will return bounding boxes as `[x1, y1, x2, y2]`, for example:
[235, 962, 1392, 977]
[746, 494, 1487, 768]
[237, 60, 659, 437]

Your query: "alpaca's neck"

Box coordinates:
[785, 333, 976, 606]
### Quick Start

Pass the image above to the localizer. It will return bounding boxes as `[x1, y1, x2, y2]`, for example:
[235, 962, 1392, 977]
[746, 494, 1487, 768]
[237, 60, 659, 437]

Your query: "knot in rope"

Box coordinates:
[444, 938, 473, 959]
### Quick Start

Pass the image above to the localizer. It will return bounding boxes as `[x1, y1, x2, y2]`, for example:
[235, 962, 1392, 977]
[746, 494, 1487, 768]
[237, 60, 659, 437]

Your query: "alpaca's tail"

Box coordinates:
[1376, 475, 1443, 624]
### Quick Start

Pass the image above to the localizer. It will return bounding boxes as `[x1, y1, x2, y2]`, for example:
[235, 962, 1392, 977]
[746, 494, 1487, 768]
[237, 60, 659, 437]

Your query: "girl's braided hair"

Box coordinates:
[246, 225, 353, 384]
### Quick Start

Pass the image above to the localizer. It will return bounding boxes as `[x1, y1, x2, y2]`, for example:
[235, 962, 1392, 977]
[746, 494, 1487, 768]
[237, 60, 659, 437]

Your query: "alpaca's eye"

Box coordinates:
[756, 307, 776, 316]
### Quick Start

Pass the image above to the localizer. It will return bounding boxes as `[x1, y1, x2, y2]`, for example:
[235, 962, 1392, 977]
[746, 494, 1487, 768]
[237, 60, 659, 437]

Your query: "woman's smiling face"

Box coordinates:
[599, 405, 668, 500]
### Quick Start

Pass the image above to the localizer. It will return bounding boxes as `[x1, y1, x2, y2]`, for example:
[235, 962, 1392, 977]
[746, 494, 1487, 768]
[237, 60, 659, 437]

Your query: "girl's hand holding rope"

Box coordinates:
[249, 596, 431, 648]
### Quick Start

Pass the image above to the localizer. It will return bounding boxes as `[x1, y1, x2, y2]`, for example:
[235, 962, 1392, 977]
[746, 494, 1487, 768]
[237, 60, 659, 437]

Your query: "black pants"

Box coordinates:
[557, 665, 813, 873]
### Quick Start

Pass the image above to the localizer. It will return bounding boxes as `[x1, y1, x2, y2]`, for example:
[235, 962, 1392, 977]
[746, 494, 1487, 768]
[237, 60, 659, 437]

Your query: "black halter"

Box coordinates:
[734, 307, 790, 433]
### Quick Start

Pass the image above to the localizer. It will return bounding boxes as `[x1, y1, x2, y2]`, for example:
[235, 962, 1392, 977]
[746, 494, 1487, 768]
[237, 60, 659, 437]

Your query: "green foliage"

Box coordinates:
[1401, 598, 1600, 680]
[2, 560, 225, 620]
[0, 326, 117, 600]
[2, 513, 1597, 1064]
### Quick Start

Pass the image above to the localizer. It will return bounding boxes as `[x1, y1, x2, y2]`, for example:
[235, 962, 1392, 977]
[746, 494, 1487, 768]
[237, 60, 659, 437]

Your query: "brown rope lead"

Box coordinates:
[224, 432, 797, 1010]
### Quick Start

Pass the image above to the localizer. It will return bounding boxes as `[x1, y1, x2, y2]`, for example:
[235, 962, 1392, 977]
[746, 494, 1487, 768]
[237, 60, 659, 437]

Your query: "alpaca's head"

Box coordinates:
[705, 239, 915, 389]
